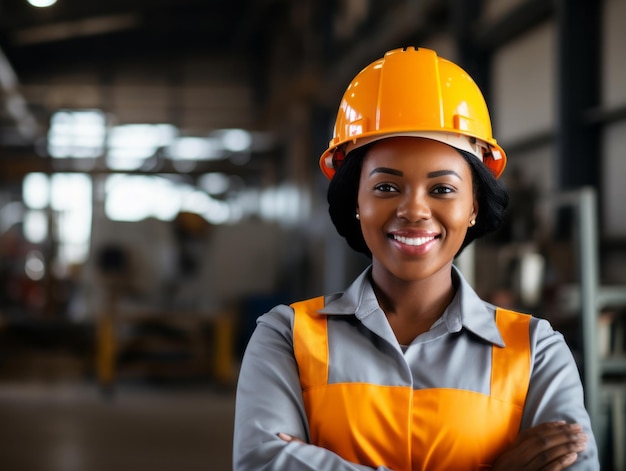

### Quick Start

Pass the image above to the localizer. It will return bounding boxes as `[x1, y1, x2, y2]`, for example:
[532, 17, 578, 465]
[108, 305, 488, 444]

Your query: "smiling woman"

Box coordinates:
[233, 47, 599, 470]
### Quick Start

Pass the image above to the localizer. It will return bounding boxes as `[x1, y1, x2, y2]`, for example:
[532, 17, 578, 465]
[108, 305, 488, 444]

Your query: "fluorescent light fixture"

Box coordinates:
[221, 129, 251, 152]
[198, 173, 230, 195]
[107, 123, 178, 170]
[23, 172, 50, 209]
[169, 136, 222, 160]
[105, 175, 181, 222]
[23, 210, 48, 243]
[48, 110, 106, 158]
[27, 0, 57, 8]
[23, 172, 92, 265]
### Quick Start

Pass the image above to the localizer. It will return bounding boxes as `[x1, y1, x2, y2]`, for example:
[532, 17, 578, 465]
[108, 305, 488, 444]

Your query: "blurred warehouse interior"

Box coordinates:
[0, 0, 625, 469]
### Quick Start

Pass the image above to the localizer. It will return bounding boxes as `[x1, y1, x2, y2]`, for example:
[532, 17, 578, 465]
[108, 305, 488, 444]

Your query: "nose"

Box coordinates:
[396, 190, 431, 222]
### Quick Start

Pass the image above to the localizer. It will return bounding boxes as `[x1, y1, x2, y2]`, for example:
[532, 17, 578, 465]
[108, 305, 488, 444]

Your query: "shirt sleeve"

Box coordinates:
[522, 317, 600, 470]
[232, 304, 393, 471]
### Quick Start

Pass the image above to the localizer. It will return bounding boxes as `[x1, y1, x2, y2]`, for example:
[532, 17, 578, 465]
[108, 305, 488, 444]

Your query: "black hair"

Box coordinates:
[457, 149, 509, 253]
[327, 145, 371, 257]
[327, 144, 509, 258]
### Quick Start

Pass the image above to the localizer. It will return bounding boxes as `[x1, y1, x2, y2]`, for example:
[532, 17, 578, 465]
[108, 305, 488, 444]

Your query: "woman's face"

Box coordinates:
[357, 137, 478, 284]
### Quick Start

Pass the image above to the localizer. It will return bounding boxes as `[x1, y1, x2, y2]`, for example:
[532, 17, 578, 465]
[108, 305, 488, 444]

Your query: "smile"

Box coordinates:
[391, 234, 437, 246]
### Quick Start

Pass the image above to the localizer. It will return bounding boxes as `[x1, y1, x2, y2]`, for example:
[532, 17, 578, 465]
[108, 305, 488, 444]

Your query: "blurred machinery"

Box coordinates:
[472, 187, 626, 469]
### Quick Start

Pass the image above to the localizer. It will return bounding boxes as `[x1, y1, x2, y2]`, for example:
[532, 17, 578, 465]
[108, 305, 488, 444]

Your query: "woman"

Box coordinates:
[233, 47, 598, 470]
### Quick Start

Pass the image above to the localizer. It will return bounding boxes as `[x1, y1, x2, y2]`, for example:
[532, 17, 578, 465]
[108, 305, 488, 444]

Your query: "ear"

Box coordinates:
[469, 199, 479, 226]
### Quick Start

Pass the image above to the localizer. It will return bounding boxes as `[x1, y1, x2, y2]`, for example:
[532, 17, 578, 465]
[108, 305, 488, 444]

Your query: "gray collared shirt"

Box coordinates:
[233, 265, 599, 470]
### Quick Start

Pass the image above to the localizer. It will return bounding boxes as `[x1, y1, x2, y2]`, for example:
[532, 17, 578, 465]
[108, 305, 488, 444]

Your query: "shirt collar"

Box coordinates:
[319, 264, 505, 347]
[446, 265, 504, 346]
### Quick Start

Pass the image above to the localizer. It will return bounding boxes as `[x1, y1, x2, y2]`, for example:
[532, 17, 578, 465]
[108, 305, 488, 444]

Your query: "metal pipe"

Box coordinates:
[578, 187, 600, 430]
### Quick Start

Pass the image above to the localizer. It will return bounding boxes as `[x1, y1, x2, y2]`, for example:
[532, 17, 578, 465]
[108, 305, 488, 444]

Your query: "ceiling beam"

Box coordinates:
[473, 0, 555, 51]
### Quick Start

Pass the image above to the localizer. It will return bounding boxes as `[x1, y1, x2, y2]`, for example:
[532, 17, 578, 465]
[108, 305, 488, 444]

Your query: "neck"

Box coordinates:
[370, 263, 456, 344]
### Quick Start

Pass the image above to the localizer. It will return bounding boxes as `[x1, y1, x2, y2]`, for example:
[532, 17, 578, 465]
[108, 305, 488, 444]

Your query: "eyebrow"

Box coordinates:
[369, 167, 403, 177]
[427, 169, 462, 179]
[369, 167, 462, 179]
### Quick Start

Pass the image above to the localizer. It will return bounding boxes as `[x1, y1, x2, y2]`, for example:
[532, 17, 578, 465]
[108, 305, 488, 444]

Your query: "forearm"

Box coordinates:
[522, 318, 600, 469]
[233, 307, 392, 471]
[235, 439, 392, 471]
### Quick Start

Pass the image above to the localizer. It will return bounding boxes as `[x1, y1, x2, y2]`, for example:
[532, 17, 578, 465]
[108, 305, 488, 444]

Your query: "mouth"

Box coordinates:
[390, 234, 439, 247]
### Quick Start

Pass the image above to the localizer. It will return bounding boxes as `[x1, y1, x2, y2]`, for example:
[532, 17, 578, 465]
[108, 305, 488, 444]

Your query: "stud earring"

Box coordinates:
[356, 212, 360, 220]
[469, 218, 476, 226]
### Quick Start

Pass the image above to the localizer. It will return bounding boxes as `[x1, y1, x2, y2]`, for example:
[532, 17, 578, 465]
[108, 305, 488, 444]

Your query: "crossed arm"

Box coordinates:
[233, 308, 598, 470]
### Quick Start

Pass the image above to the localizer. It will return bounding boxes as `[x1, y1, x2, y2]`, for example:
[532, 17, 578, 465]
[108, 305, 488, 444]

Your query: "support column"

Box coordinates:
[555, 0, 601, 191]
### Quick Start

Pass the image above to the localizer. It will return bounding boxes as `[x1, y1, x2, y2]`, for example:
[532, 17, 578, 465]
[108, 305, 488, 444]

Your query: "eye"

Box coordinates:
[431, 185, 455, 195]
[373, 182, 399, 193]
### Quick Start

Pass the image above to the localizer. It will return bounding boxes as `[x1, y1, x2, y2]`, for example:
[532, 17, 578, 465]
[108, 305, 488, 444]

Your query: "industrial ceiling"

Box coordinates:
[0, 0, 514, 185]
[0, 0, 283, 175]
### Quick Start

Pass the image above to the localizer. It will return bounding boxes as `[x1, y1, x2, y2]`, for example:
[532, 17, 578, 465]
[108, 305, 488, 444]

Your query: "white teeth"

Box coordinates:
[392, 234, 436, 246]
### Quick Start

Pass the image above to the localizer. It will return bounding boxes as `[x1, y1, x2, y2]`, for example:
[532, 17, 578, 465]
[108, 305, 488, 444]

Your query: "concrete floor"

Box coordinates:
[0, 381, 235, 471]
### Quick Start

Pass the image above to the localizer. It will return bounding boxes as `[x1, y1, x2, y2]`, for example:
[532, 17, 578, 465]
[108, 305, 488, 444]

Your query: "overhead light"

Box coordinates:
[107, 123, 178, 170]
[169, 136, 222, 161]
[26, 0, 57, 7]
[220, 129, 251, 152]
[198, 173, 231, 196]
[48, 109, 106, 158]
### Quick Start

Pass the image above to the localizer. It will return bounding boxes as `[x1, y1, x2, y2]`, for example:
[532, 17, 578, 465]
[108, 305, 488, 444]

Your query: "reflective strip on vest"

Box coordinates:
[291, 296, 531, 470]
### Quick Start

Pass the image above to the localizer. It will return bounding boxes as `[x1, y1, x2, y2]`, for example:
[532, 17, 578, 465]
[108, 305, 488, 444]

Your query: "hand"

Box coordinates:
[492, 421, 588, 471]
[277, 432, 306, 444]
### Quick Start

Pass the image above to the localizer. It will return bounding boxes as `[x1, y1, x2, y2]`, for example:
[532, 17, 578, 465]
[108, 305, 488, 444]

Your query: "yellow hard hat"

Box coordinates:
[320, 47, 506, 179]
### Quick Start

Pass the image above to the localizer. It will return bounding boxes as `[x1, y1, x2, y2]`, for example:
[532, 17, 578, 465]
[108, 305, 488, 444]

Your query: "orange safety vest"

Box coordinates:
[292, 296, 531, 470]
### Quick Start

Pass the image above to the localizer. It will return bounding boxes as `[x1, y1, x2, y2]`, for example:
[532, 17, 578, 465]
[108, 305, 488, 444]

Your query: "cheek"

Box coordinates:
[358, 207, 381, 238]
[357, 198, 392, 245]
[358, 204, 377, 220]
[356, 191, 375, 219]
[438, 201, 475, 232]
[357, 194, 392, 224]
